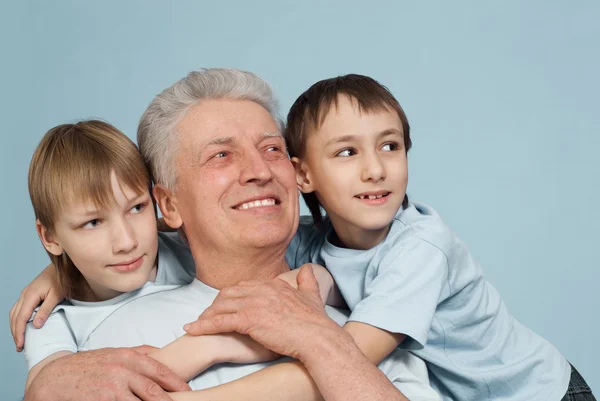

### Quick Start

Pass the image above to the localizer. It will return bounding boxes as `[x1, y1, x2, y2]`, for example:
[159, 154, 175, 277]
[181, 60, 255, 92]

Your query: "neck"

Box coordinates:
[189, 241, 291, 290]
[327, 216, 391, 250]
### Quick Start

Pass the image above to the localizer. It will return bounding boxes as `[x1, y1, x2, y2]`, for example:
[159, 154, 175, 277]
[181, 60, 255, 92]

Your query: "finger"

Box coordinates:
[217, 284, 257, 300]
[184, 313, 241, 336]
[34, 289, 62, 328]
[125, 353, 190, 393]
[118, 393, 142, 401]
[129, 374, 172, 401]
[199, 297, 246, 320]
[11, 297, 25, 350]
[297, 264, 322, 301]
[235, 279, 266, 287]
[15, 295, 45, 351]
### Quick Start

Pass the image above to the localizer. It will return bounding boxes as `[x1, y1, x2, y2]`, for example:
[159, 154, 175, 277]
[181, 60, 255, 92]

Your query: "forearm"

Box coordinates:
[169, 332, 407, 401]
[151, 334, 217, 381]
[343, 321, 404, 365]
[300, 328, 409, 401]
[25, 351, 73, 391]
[169, 361, 322, 401]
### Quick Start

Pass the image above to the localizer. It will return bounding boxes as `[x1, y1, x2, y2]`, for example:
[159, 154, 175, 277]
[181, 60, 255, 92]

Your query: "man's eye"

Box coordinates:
[130, 203, 145, 214]
[214, 151, 228, 158]
[82, 219, 101, 229]
[381, 142, 399, 152]
[336, 148, 356, 157]
[267, 146, 281, 152]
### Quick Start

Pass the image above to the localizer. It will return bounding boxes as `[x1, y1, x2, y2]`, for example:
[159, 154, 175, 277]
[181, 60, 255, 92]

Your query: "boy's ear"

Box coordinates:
[36, 220, 63, 256]
[291, 157, 315, 194]
[153, 185, 183, 229]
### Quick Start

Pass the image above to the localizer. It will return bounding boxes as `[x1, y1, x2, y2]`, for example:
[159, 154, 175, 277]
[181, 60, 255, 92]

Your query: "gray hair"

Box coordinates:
[137, 68, 283, 189]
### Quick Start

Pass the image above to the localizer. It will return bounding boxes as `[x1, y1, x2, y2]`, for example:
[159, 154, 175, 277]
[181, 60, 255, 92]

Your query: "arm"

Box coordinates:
[24, 348, 190, 401]
[149, 333, 278, 382]
[10, 263, 64, 351]
[25, 351, 72, 390]
[183, 265, 409, 401]
[279, 264, 404, 364]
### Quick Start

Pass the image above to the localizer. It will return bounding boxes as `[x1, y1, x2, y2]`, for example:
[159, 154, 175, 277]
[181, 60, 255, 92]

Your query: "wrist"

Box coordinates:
[296, 325, 361, 368]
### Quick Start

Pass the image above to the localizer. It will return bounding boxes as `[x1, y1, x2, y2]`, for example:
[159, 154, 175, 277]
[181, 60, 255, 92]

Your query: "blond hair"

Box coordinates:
[28, 120, 152, 299]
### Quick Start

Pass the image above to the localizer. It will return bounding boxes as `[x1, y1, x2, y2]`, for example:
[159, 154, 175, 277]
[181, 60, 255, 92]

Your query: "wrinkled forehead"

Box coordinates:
[175, 99, 282, 154]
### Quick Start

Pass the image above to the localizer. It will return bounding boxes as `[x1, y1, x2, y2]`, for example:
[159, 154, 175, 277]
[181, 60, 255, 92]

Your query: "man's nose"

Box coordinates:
[112, 219, 138, 254]
[360, 152, 386, 183]
[239, 148, 273, 185]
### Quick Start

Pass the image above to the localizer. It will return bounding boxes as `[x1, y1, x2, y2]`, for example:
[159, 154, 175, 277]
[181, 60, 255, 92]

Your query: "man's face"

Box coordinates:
[169, 99, 299, 254]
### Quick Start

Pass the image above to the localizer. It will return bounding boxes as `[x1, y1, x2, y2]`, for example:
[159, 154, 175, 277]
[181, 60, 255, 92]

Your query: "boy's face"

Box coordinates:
[296, 96, 408, 244]
[42, 171, 158, 300]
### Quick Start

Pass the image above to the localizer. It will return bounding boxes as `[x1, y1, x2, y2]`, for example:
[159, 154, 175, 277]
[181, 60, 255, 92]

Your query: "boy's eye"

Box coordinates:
[381, 142, 399, 152]
[130, 203, 145, 214]
[82, 219, 101, 229]
[336, 148, 356, 157]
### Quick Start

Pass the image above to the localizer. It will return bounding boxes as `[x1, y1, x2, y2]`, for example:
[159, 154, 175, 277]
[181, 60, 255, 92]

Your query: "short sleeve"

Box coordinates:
[23, 309, 77, 371]
[349, 236, 449, 348]
[379, 348, 441, 401]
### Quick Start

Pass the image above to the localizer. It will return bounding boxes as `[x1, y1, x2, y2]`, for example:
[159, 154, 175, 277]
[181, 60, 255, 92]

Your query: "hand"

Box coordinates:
[10, 264, 64, 352]
[277, 263, 335, 304]
[216, 333, 280, 364]
[24, 348, 191, 401]
[184, 265, 345, 362]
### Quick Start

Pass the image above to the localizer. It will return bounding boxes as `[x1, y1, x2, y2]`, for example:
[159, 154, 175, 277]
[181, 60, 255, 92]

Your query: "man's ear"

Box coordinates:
[153, 185, 183, 229]
[291, 157, 315, 194]
[36, 220, 63, 256]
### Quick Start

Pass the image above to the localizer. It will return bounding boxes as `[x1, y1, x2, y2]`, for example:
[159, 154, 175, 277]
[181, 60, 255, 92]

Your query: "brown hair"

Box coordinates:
[28, 120, 152, 299]
[284, 74, 412, 228]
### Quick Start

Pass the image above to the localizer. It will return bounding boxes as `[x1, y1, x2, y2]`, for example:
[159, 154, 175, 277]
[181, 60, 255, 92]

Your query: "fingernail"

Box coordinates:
[183, 324, 190, 332]
[35, 318, 44, 326]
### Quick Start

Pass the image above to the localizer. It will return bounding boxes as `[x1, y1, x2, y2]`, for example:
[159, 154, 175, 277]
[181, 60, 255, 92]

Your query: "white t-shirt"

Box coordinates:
[24, 232, 439, 400]
[23, 232, 195, 369]
[81, 278, 440, 400]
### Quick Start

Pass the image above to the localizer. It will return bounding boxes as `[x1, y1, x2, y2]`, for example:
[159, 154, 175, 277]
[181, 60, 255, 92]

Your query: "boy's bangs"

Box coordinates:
[312, 93, 399, 131]
[48, 133, 151, 215]
[61, 162, 149, 213]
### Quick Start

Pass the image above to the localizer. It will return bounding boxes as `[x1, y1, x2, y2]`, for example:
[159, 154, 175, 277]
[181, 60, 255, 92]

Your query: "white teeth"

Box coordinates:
[358, 193, 387, 200]
[237, 198, 276, 210]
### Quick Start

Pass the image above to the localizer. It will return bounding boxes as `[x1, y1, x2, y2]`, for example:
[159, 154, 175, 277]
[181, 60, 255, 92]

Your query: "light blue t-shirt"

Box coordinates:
[286, 202, 571, 401]
[24, 231, 196, 370]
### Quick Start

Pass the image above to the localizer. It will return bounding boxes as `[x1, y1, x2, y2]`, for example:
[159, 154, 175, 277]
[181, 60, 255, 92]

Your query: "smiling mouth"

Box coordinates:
[355, 192, 391, 200]
[235, 198, 280, 210]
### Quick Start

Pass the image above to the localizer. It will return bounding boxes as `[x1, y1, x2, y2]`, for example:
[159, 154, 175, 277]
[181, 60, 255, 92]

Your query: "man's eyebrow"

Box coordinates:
[205, 136, 236, 146]
[261, 131, 283, 139]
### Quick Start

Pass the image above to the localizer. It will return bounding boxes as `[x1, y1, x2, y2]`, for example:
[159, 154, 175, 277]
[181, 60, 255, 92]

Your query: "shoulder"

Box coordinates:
[387, 202, 456, 257]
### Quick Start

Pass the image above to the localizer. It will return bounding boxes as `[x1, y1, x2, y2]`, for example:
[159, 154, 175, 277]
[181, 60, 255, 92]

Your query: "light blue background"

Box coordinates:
[1, 1, 598, 399]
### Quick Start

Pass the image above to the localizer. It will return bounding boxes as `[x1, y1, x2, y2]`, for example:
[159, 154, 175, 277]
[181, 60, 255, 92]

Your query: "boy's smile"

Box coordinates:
[294, 95, 408, 250]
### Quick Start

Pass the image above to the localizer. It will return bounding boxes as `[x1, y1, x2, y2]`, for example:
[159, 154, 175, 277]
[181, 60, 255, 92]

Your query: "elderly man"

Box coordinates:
[22, 69, 437, 401]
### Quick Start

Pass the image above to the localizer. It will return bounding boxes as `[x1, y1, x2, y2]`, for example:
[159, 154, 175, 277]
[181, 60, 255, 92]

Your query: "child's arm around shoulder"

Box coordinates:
[10, 263, 64, 351]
